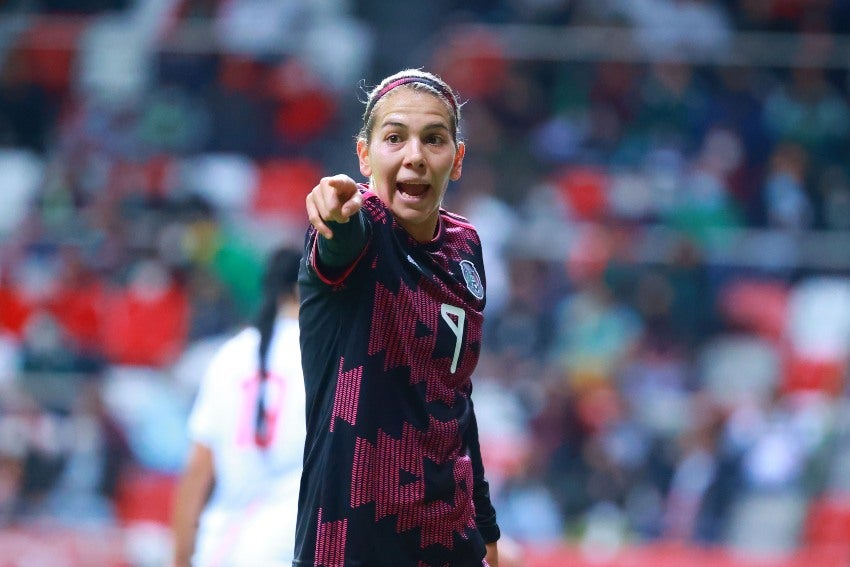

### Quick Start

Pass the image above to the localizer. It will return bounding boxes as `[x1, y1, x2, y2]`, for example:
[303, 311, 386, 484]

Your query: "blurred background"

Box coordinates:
[2, 0, 850, 565]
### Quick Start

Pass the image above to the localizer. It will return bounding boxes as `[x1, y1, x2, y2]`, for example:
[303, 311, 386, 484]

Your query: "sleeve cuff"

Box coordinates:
[478, 523, 501, 544]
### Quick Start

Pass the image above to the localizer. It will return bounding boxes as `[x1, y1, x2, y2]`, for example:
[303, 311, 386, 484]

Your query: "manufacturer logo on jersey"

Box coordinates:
[460, 260, 484, 299]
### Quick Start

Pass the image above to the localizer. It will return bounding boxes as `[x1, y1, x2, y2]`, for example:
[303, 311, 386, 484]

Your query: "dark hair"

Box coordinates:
[358, 68, 462, 143]
[254, 246, 302, 447]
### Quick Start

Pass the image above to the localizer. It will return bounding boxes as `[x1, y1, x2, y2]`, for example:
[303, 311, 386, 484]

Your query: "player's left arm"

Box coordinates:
[485, 541, 500, 567]
[465, 397, 501, 561]
[171, 442, 214, 567]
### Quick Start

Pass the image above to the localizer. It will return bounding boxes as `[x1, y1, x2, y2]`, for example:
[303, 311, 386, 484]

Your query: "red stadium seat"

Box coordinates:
[114, 468, 178, 526]
[267, 60, 337, 144]
[101, 276, 190, 368]
[802, 494, 850, 551]
[430, 27, 507, 101]
[718, 278, 789, 342]
[0, 284, 32, 339]
[17, 16, 89, 95]
[251, 158, 322, 223]
[781, 354, 845, 397]
[554, 166, 610, 221]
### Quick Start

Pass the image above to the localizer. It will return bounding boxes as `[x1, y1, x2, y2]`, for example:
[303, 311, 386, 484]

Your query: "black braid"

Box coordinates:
[254, 246, 302, 447]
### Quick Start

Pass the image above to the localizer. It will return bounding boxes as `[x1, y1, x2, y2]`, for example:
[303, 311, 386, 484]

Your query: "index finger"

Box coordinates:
[326, 174, 359, 202]
[324, 175, 361, 221]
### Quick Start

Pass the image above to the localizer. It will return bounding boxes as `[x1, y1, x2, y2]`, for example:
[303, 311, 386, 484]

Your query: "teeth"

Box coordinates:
[398, 183, 428, 197]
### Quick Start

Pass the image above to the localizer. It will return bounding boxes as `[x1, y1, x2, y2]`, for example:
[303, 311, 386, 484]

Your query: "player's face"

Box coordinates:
[357, 88, 465, 243]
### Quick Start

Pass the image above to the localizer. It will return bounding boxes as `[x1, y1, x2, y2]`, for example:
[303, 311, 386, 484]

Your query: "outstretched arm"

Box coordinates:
[306, 174, 369, 272]
[306, 174, 363, 240]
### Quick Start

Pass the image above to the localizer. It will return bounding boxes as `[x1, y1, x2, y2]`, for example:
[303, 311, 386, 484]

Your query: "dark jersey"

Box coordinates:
[295, 187, 499, 567]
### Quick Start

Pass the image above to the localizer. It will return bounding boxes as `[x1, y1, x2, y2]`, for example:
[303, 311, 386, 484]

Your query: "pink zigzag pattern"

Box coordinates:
[369, 282, 479, 406]
[362, 191, 388, 224]
[350, 417, 475, 550]
[437, 215, 478, 262]
[315, 507, 347, 567]
[330, 357, 362, 432]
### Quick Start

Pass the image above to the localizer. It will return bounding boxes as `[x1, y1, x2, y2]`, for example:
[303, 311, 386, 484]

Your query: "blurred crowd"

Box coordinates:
[2, 0, 850, 562]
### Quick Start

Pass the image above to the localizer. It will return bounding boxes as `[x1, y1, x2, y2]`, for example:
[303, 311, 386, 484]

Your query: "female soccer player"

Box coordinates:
[296, 69, 501, 566]
[171, 247, 305, 567]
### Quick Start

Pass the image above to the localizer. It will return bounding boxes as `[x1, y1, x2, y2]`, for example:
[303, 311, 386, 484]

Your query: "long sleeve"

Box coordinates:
[466, 397, 501, 543]
[317, 211, 369, 269]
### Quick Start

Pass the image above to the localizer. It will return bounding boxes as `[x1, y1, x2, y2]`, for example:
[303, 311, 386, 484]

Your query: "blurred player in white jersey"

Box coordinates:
[171, 247, 304, 567]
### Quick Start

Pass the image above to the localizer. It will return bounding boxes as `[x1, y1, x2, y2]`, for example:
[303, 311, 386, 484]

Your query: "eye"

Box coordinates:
[385, 133, 402, 144]
[425, 133, 446, 145]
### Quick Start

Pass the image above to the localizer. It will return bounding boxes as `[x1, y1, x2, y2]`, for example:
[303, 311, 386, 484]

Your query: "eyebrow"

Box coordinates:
[378, 120, 450, 132]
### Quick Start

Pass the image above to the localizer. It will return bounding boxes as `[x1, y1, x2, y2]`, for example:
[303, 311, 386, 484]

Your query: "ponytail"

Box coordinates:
[254, 247, 302, 447]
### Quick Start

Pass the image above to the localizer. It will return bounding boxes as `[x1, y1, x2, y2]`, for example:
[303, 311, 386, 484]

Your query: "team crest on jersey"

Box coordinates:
[460, 260, 484, 299]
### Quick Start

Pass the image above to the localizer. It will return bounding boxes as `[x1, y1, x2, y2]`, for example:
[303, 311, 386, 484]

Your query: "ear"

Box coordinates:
[357, 139, 371, 177]
[449, 141, 465, 181]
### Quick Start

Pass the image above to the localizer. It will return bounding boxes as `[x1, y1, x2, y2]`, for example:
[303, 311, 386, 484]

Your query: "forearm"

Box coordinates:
[467, 401, 501, 543]
[485, 541, 499, 567]
[171, 446, 214, 566]
[172, 481, 201, 565]
[317, 211, 368, 270]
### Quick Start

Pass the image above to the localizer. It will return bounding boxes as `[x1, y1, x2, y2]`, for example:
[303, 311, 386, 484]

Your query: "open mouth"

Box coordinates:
[397, 182, 430, 198]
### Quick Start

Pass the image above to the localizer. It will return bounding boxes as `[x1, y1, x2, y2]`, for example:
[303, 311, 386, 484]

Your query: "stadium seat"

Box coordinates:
[802, 494, 850, 551]
[699, 334, 781, 408]
[785, 277, 850, 361]
[0, 283, 31, 339]
[185, 153, 259, 214]
[554, 166, 610, 221]
[717, 278, 789, 342]
[781, 354, 845, 397]
[101, 261, 190, 368]
[251, 158, 322, 223]
[17, 16, 89, 95]
[114, 467, 178, 526]
[725, 490, 807, 558]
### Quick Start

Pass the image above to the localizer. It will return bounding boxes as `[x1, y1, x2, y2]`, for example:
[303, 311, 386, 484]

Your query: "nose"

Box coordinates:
[404, 140, 425, 169]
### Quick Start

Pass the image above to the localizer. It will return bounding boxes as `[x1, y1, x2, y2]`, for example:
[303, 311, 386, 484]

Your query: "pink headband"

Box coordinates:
[364, 76, 459, 123]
